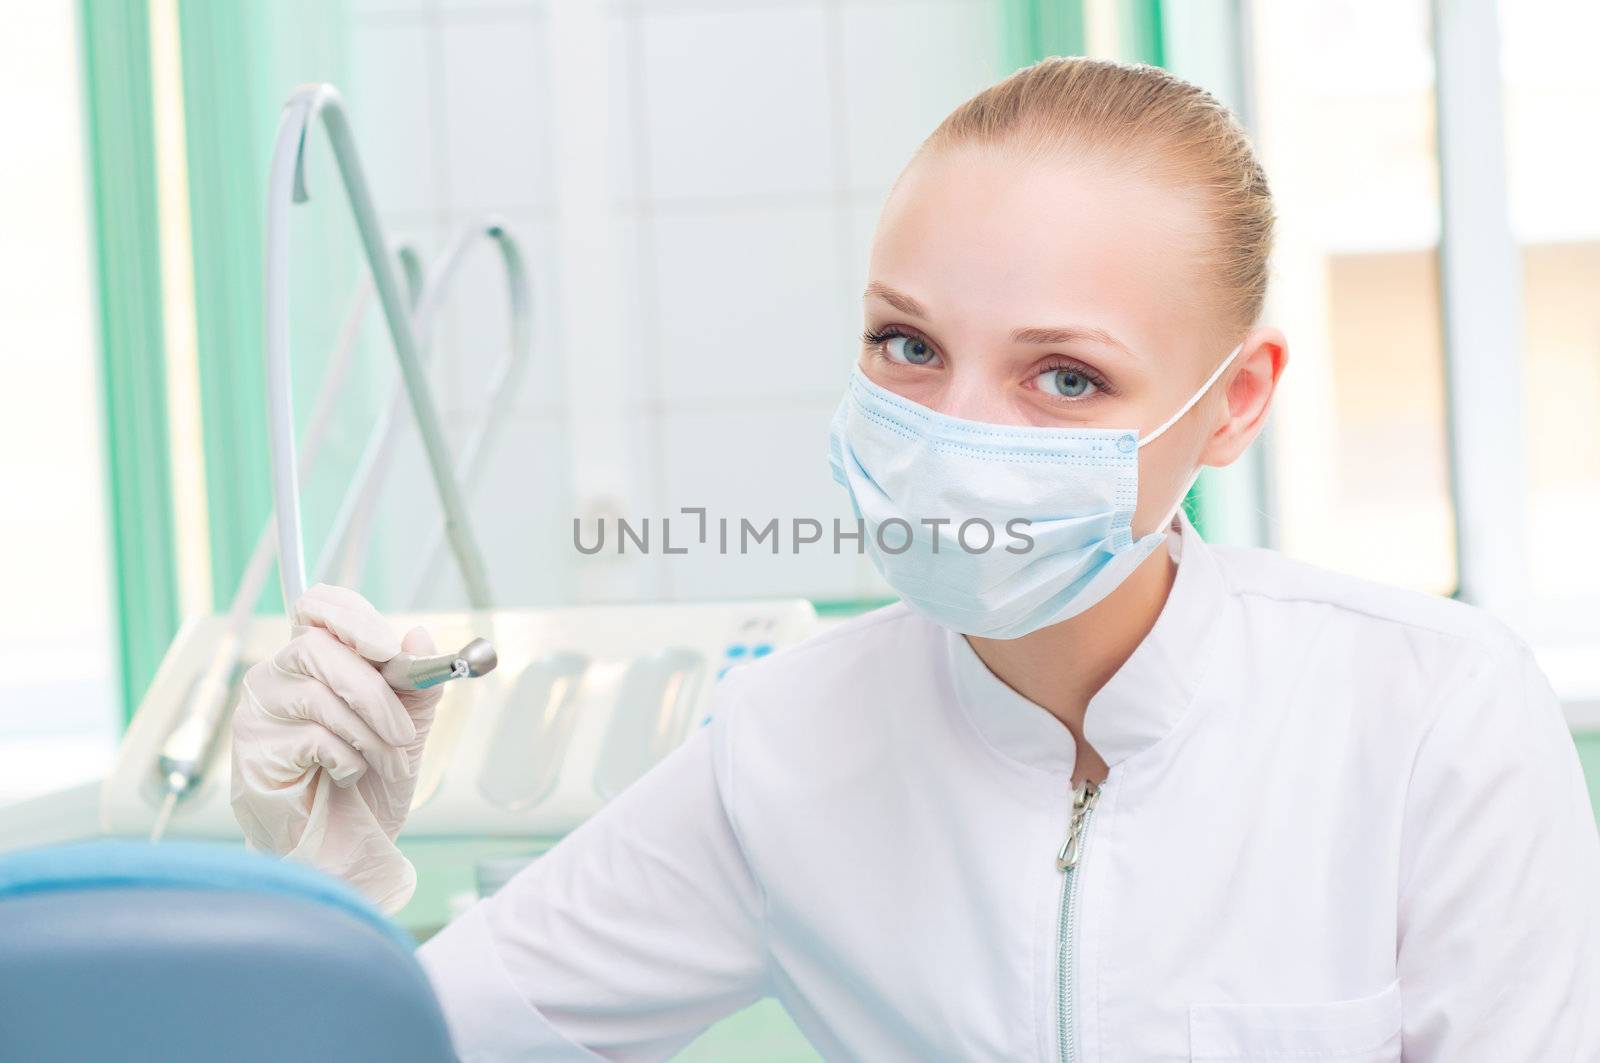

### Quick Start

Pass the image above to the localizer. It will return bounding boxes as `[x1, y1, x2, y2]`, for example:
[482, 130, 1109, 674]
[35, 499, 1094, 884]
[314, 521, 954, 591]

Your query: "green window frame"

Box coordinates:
[79, 0, 181, 722]
[178, 0, 356, 618]
[76, 0, 353, 719]
[1002, 0, 1087, 70]
[177, 0, 276, 616]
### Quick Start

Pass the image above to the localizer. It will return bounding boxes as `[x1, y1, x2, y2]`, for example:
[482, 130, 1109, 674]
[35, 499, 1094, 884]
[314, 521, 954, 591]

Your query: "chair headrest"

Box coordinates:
[0, 839, 414, 953]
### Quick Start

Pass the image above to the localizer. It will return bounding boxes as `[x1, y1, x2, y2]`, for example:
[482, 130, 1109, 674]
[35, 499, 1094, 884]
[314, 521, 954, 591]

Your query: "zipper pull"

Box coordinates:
[1055, 779, 1101, 872]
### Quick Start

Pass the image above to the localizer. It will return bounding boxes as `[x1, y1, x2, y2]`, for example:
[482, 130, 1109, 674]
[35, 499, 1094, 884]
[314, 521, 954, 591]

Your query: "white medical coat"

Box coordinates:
[417, 514, 1600, 1061]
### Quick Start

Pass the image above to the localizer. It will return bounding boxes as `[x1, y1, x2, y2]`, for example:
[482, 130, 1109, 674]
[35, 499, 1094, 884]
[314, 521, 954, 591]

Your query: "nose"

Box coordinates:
[937, 367, 1014, 424]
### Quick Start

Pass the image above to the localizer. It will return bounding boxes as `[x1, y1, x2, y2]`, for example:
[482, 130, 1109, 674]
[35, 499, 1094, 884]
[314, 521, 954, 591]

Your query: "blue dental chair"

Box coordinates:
[0, 840, 457, 1062]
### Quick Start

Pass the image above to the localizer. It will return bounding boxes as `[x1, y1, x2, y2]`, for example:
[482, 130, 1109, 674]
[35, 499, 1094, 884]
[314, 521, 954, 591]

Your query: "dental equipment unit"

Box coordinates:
[148, 245, 422, 841]
[149, 87, 526, 840]
[265, 84, 492, 609]
[0, 86, 819, 898]
[318, 221, 533, 597]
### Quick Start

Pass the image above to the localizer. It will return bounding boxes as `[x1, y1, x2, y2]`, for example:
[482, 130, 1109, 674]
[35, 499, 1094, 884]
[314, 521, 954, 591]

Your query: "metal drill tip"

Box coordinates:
[457, 637, 497, 677]
[379, 636, 499, 690]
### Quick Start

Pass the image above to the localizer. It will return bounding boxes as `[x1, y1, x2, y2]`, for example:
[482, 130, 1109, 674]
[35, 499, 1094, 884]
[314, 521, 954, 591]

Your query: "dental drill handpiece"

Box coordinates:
[149, 636, 499, 843]
[151, 632, 244, 842]
[379, 636, 499, 691]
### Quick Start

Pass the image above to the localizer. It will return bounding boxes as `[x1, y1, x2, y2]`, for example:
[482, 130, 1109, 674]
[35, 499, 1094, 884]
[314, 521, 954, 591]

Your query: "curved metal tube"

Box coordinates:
[312, 226, 484, 590]
[318, 220, 533, 601]
[265, 83, 491, 611]
[148, 247, 424, 838]
[233, 243, 424, 630]
[408, 225, 533, 605]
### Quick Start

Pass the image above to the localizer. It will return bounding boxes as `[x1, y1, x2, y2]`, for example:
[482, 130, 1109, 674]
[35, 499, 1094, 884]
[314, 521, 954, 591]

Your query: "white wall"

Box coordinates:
[344, 0, 1002, 611]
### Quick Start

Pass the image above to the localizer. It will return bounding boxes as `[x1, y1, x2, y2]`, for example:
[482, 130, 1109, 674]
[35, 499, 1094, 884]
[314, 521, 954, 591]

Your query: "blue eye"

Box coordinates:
[1038, 367, 1098, 399]
[885, 334, 938, 366]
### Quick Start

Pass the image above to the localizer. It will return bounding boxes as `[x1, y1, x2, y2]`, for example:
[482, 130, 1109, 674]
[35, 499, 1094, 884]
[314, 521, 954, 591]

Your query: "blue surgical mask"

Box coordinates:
[828, 341, 1244, 638]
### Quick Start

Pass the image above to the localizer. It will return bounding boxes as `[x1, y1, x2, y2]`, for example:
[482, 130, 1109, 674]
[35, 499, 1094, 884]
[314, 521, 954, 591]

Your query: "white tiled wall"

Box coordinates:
[346, 0, 1001, 610]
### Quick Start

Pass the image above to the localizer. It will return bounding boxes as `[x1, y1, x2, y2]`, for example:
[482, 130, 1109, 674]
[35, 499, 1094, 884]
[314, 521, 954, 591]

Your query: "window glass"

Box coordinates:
[1248, 1, 1457, 594]
[0, 5, 118, 803]
[1500, 0, 1600, 630]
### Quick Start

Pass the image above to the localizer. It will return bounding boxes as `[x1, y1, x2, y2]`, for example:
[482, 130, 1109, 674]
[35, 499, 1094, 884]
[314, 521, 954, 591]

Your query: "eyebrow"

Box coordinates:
[863, 281, 1142, 361]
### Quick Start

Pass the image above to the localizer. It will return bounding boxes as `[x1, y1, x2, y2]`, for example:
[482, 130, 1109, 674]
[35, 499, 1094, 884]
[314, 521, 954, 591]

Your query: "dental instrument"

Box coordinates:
[264, 84, 510, 822]
[69, 82, 821, 858]
[266, 83, 491, 610]
[150, 91, 531, 843]
[97, 599, 818, 846]
[149, 249, 425, 842]
[379, 637, 499, 691]
[147, 85, 512, 844]
[316, 220, 533, 597]
[408, 226, 531, 604]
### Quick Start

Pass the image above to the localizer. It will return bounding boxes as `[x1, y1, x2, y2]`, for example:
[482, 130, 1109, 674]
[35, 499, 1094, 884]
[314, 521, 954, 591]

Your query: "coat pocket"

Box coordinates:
[1187, 977, 1401, 1062]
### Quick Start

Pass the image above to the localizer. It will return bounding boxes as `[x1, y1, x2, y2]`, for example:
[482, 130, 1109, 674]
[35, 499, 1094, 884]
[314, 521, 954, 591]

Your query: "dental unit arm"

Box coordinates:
[408, 227, 533, 604]
[0, 79, 820, 868]
[147, 85, 515, 839]
[317, 220, 533, 597]
[266, 83, 491, 610]
[149, 246, 424, 841]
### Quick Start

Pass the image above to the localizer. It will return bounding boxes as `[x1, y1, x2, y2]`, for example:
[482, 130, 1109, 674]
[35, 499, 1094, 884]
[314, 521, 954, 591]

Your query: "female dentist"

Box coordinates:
[229, 57, 1600, 1062]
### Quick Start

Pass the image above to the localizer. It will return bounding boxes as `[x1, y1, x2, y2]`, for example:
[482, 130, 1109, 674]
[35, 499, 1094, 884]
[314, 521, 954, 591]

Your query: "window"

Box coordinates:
[1501, 0, 1600, 636]
[0, 5, 119, 803]
[1247, 0, 1457, 596]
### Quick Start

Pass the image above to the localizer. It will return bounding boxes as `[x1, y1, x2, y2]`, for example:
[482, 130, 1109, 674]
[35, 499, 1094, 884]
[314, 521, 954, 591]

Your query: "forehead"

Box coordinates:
[870, 146, 1214, 362]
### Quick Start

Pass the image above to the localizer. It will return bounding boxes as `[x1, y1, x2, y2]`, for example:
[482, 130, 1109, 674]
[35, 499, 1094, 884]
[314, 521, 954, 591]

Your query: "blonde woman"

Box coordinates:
[231, 58, 1600, 1061]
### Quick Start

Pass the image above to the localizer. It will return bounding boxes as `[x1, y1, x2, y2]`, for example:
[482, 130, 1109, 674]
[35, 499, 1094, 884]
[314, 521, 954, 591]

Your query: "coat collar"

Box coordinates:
[943, 510, 1225, 776]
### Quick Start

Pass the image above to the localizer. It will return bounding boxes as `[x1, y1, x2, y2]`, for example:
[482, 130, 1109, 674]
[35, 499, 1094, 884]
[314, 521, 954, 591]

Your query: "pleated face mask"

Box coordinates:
[827, 341, 1244, 639]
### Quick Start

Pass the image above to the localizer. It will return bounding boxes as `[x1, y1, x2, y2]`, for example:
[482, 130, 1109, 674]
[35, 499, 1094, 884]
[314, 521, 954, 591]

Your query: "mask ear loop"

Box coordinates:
[1135, 340, 1247, 449]
[1134, 339, 1247, 537]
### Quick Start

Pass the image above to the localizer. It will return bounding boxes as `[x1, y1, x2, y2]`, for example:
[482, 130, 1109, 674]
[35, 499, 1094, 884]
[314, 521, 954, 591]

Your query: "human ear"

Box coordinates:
[1200, 326, 1287, 467]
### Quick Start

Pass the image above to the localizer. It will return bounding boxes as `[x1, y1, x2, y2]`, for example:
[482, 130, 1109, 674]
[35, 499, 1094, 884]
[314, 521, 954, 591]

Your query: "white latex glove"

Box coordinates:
[230, 583, 442, 914]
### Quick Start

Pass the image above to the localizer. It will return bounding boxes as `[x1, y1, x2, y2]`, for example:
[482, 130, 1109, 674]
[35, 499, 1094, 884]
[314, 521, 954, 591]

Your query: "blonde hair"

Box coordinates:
[912, 56, 1275, 340]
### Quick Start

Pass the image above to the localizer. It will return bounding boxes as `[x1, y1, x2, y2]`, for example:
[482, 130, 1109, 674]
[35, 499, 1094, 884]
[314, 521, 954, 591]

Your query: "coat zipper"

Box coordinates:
[1054, 778, 1100, 1063]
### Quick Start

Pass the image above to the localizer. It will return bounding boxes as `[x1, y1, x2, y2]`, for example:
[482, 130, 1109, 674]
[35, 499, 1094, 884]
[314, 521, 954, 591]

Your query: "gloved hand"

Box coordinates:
[230, 583, 442, 914]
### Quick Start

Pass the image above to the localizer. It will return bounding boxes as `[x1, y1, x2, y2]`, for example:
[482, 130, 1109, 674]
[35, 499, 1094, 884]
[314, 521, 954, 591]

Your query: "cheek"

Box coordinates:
[1132, 430, 1203, 533]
